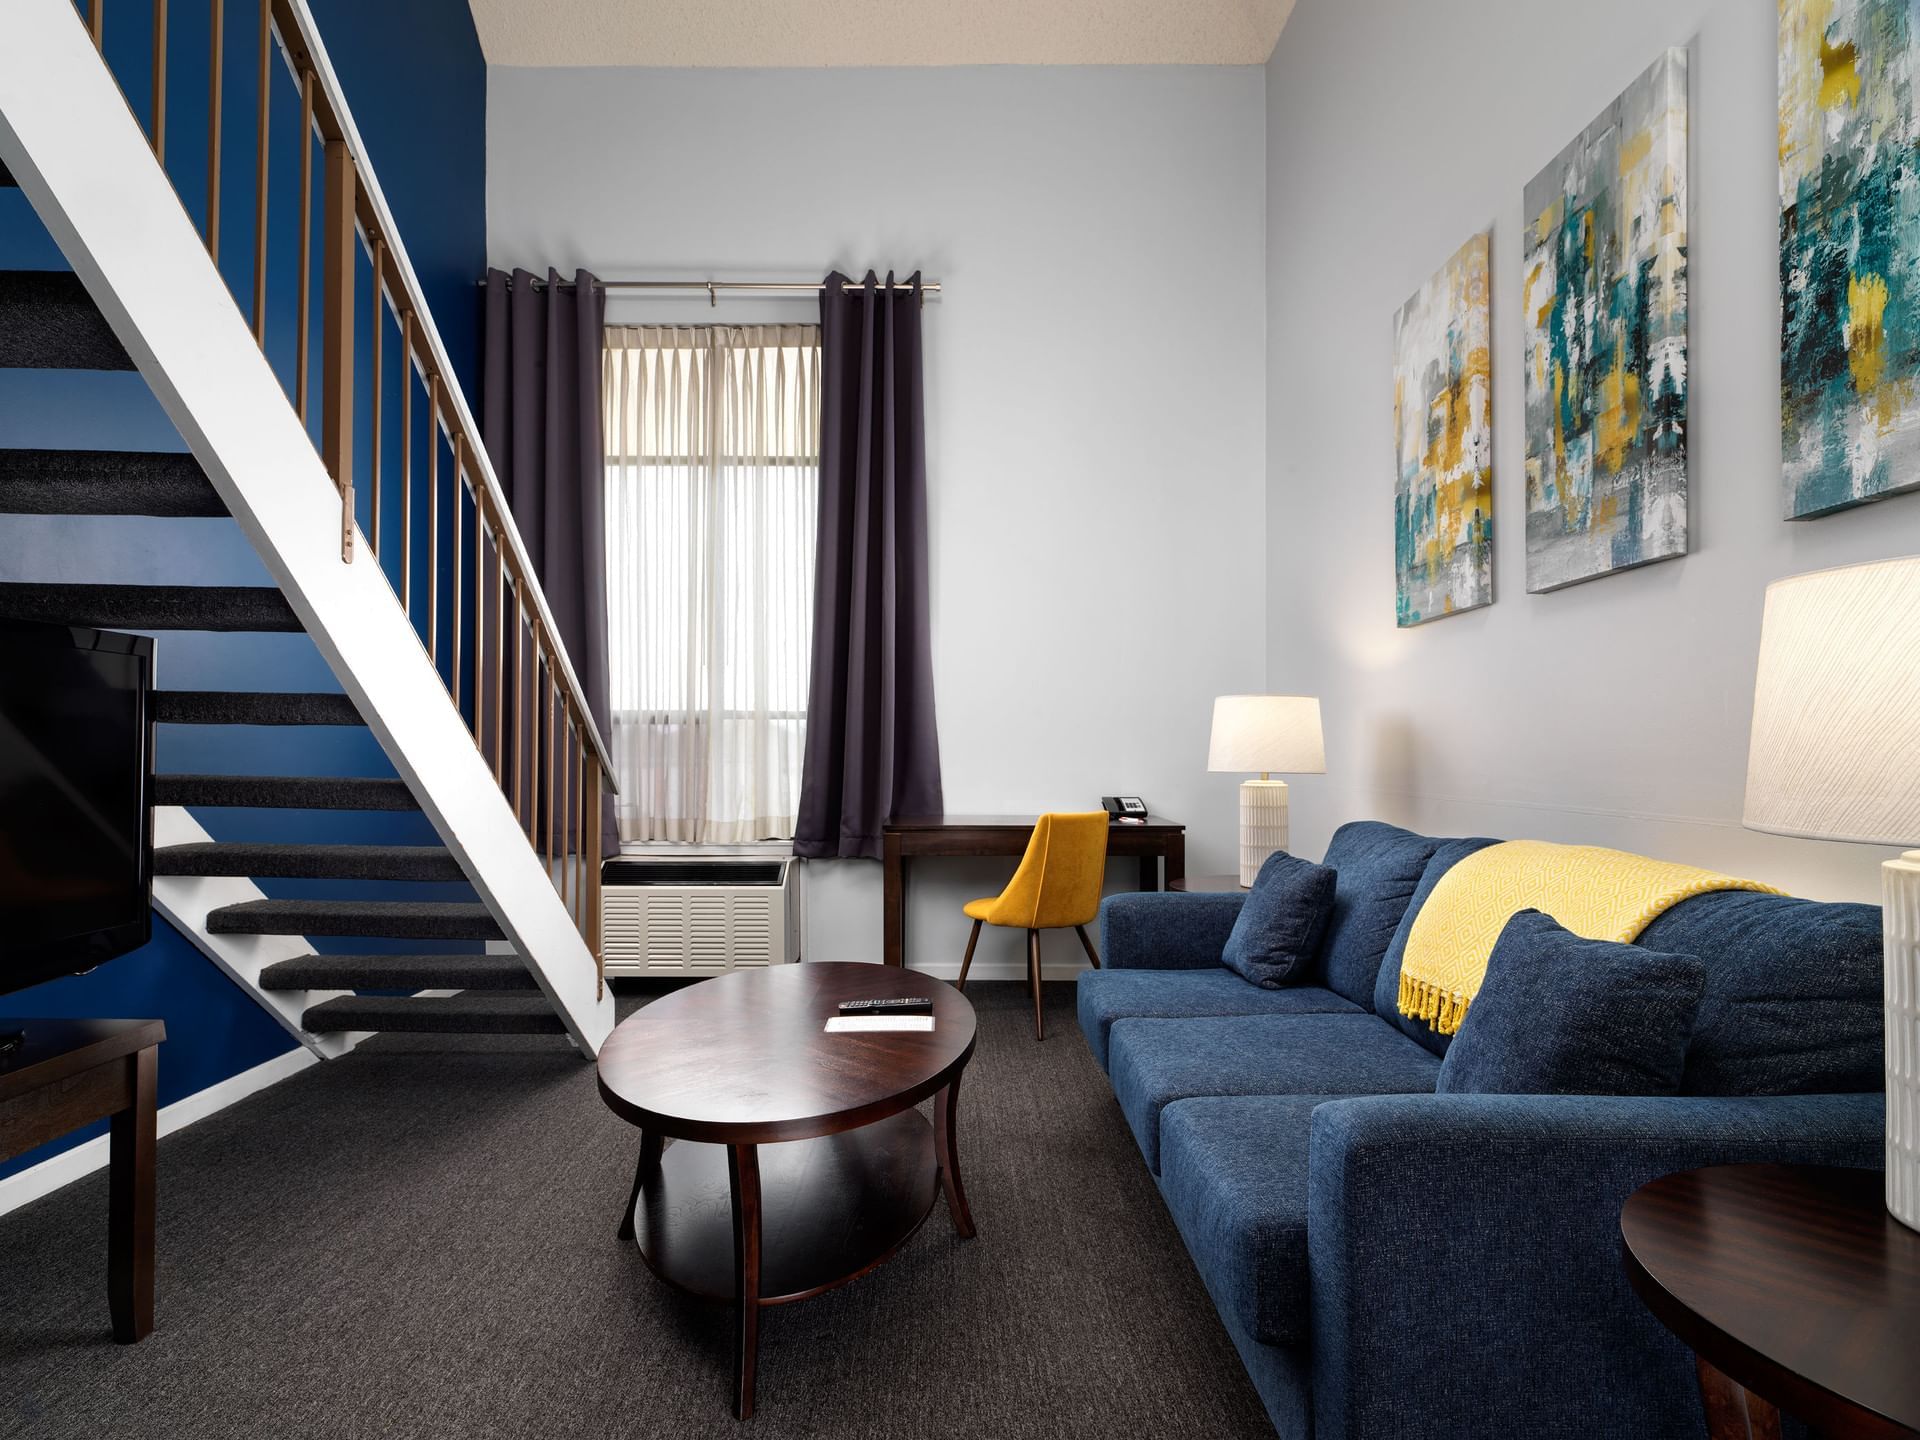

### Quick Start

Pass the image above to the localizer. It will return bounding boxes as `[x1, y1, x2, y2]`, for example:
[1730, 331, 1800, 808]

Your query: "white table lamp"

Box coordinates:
[1208, 695, 1326, 887]
[1742, 555, 1920, 1230]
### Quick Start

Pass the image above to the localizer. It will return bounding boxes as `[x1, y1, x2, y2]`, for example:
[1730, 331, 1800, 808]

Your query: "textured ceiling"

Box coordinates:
[468, 0, 1298, 68]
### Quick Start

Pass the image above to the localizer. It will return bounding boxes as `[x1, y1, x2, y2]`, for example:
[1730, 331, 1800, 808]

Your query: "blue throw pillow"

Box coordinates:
[1437, 909, 1707, 1096]
[1220, 851, 1337, 989]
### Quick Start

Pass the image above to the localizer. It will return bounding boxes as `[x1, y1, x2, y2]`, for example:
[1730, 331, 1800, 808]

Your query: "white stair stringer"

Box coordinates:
[0, 0, 615, 1054]
[150, 807, 364, 1061]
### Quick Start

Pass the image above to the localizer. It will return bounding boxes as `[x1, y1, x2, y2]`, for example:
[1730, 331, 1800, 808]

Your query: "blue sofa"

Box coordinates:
[1077, 821, 1886, 1438]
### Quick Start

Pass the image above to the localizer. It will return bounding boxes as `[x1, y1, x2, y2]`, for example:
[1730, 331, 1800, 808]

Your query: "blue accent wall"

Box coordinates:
[0, 0, 487, 1185]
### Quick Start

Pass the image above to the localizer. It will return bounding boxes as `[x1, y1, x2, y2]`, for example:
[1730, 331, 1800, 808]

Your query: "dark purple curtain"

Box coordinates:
[480, 267, 615, 853]
[794, 271, 944, 860]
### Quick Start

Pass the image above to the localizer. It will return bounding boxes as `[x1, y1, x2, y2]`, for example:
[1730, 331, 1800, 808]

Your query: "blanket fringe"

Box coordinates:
[1398, 971, 1471, 1036]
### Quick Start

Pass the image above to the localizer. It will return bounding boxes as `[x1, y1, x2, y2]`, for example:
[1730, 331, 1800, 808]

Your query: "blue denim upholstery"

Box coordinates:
[1638, 889, 1885, 1096]
[1315, 821, 1446, 1007]
[1222, 852, 1338, 988]
[1108, 1014, 1439, 1170]
[1076, 969, 1361, 1070]
[1307, 1092, 1882, 1440]
[1372, 836, 1499, 1055]
[1100, 891, 1247, 970]
[1078, 821, 1889, 1437]
[1439, 910, 1707, 1097]
[1158, 1096, 1320, 1345]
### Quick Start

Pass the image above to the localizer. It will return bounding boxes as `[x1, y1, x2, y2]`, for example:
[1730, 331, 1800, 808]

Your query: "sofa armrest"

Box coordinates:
[1098, 891, 1245, 969]
[1306, 1092, 1884, 1440]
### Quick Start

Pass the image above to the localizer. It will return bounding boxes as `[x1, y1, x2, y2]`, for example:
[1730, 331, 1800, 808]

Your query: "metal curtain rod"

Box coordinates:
[479, 276, 942, 301]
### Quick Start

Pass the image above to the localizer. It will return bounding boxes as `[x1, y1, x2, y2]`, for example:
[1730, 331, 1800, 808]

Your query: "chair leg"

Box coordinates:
[956, 919, 983, 993]
[1075, 924, 1101, 970]
[1028, 929, 1045, 1041]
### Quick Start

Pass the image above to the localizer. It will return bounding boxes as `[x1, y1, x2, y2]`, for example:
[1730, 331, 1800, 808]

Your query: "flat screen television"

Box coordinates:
[0, 618, 154, 997]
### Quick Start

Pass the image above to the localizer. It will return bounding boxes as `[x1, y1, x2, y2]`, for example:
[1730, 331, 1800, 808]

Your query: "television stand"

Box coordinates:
[0, 1017, 165, 1341]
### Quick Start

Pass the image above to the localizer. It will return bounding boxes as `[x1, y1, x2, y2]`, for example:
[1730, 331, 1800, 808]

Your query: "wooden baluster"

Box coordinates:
[319, 140, 354, 562]
[426, 376, 439, 662]
[472, 474, 485, 744]
[251, 0, 267, 340]
[571, 726, 584, 925]
[368, 236, 383, 556]
[493, 546, 506, 785]
[586, 749, 602, 993]
[150, 0, 167, 162]
[560, 708, 573, 913]
[450, 436, 464, 714]
[400, 312, 413, 615]
[206, 0, 224, 262]
[295, 69, 313, 422]
[88, 0, 104, 48]
[545, 647, 558, 880]
[513, 599, 526, 827]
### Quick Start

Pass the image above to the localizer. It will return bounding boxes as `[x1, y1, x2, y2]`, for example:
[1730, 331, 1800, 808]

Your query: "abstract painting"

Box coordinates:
[1394, 231, 1493, 627]
[1781, 0, 1920, 518]
[1522, 49, 1688, 591]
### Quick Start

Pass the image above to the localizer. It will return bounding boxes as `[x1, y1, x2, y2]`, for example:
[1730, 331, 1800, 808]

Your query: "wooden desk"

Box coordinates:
[0, 1017, 165, 1342]
[880, 815, 1185, 968]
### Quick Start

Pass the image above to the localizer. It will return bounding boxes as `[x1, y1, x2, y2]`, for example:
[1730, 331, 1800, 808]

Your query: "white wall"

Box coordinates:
[489, 65, 1269, 973]
[1266, 0, 1920, 904]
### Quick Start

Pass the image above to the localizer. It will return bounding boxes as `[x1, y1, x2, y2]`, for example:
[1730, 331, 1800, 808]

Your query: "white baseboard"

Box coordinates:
[913, 960, 1095, 983]
[0, 1045, 318, 1218]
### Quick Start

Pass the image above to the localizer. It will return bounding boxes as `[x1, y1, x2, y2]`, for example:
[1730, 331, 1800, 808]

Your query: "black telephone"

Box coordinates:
[1101, 796, 1148, 821]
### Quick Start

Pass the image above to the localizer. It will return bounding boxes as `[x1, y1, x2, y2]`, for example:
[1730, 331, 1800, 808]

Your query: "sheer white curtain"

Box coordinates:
[603, 325, 820, 843]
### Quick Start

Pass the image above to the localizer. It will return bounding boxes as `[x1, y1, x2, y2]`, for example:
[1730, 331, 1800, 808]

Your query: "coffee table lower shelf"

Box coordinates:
[632, 1109, 939, 1306]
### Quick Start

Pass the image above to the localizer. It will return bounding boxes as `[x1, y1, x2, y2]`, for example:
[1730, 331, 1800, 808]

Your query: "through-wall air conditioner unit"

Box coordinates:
[599, 858, 800, 977]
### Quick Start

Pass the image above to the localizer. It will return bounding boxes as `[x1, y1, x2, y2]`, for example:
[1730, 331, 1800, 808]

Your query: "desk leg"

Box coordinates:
[1164, 834, 1185, 891]
[1694, 1356, 1782, 1440]
[108, 1045, 157, 1343]
[883, 831, 905, 967]
[728, 1143, 763, 1421]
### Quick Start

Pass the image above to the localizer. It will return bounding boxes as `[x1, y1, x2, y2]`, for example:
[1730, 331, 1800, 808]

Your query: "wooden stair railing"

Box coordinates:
[62, 0, 611, 985]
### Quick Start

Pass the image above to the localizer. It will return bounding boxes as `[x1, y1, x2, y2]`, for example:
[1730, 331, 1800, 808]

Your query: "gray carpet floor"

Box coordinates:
[0, 981, 1273, 1439]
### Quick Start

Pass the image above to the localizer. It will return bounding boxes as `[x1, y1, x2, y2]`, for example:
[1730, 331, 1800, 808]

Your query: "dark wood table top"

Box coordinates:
[885, 814, 1184, 833]
[1622, 1164, 1920, 1438]
[596, 964, 976, 1146]
[0, 1017, 166, 1105]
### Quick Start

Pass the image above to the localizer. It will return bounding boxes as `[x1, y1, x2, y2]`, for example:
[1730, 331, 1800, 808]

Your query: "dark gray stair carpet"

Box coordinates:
[301, 993, 563, 1035]
[0, 581, 299, 631]
[154, 689, 362, 726]
[0, 448, 225, 516]
[154, 773, 418, 810]
[206, 899, 502, 940]
[259, 952, 537, 992]
[155, 842, 465, 882]
[0, 271, 133, 370]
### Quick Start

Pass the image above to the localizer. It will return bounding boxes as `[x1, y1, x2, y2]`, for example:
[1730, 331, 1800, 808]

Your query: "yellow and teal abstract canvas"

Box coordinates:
[1781, 0, 1920, 518]
[1523, 49, 1689, 591]
[1394, 232, 1493, 628]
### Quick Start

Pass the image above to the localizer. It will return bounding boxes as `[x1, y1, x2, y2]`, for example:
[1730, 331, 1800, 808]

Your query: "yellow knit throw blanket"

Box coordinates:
[1396, 840, 1781, 1035]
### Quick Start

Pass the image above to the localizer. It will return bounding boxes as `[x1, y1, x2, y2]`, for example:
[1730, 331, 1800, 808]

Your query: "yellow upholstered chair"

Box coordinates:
[956, 811, 1109, 1040]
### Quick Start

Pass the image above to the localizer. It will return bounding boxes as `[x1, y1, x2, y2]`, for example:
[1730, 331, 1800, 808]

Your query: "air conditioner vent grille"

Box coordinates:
[601, 862, 796, 977]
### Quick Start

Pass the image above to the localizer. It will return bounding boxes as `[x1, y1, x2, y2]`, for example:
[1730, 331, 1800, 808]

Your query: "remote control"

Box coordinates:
[838, 997, 934, 1014]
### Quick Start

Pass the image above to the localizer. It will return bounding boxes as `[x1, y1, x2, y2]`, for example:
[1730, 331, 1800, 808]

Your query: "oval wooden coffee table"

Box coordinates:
[597, 962, 978, 1420]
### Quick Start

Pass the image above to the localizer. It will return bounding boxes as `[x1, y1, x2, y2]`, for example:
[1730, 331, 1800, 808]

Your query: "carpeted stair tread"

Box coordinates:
[0, 448, 225, 516]
[154, 773, 418, 810]
[259, 952, 538, 992]
[154, 690, 363, 726]
[0, 582, 299, 631]
[301, 993, 564, 1035]
[0, 271, 133, 370]
[155, 842, 465, 882]
[206, 899, 503, 939]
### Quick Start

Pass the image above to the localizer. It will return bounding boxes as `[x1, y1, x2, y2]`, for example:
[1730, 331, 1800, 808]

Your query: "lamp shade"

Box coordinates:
[1743, 555, 1920, 847]
[1207, 695, 1326, 775]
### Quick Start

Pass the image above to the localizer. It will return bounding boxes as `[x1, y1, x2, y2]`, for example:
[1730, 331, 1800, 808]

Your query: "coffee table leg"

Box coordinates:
[728, 1143, 763, 1421]
[934, 1078, 976, 1239]
[615, 1131, 663, 1242]
[1695, 1356, 1782, 1440]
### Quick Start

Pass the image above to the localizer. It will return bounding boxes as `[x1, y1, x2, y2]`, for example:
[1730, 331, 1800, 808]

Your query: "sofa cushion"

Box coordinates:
[1221, 851, 1338, 989]
[1437, 910, 1706, 1097]
[1158, 1095, 1320, 1346]
[1076, 969, 1362, 1070]
[1637, 889, 1885, 1096]
[1373, 836, 1500, 1056]
[1108, 1013, 1440, 1170]
[1316, 821, 1446, 1009]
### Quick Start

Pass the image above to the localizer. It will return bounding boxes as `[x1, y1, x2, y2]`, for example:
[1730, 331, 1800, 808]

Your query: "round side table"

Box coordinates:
[1621, 1164, 1920, 1439]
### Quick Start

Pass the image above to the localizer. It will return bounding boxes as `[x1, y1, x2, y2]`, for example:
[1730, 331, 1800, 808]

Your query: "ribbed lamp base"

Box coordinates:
[1888, 852, 1920, 1231]
[1237, 780, 1290, 888]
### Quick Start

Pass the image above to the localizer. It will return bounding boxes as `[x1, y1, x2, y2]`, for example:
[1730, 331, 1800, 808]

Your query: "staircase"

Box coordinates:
[0, 0, 613, 1053]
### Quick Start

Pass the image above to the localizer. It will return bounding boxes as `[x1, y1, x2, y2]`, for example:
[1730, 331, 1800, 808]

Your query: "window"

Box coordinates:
[603, 325, 820, 843]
